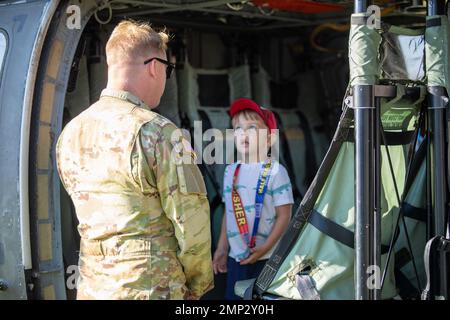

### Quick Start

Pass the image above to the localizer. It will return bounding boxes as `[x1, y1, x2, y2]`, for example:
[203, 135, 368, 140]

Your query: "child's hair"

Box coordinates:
[231, 109, 267, 128]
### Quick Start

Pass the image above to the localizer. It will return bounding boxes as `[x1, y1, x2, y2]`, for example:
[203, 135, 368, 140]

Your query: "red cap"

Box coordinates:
[229, 98, 277, 132]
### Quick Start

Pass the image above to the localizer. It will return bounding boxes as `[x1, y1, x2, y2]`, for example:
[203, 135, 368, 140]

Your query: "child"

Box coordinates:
[212, 98, 294, 300]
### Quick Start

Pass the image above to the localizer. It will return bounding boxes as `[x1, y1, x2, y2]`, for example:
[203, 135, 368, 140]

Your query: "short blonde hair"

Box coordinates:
[106, 19, 169, 65]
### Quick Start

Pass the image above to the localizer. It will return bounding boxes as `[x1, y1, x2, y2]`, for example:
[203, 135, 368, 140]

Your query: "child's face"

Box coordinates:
[233, 112, 271, 162]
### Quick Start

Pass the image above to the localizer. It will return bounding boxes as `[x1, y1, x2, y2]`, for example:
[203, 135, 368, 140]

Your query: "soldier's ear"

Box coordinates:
[146, 59, 157, 78]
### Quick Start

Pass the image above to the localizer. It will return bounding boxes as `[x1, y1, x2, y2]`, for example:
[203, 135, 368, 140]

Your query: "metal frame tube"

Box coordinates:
[426, 0, 448, 300]
[355, 0, 369, 13]
[373, 97, 381, 300]
[427, 86, 449, 299]
[428, 87, 448, 236]
[354, 84, 375, 300]
[428, 0, 446, 15]
[353, 0, 376, 301]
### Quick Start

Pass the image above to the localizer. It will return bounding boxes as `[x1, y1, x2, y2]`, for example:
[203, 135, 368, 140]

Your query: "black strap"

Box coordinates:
[344, 129, 415, 145]
[404, 138, 426, 193]
[402, 202, 427, 223]
[426, 17, 442, 28]
[395, 247, 412, 270]
[395, 267, 421, 299]
[309, 210, 354, 249]
[374, 85, 397, 98]
[308, 210, 390, 254]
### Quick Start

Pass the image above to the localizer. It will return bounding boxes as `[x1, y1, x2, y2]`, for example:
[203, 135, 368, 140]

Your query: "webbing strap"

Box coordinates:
[426, 17, 442, 28]
[374, 85, 397, 98]
[404, 139, 426, 193]
[402, 202, 427, 223]
[309, 210, 354, 249]
[395, 267, 421, 299]
[344, 129, 415, 145]
[308, 210, 390, 254]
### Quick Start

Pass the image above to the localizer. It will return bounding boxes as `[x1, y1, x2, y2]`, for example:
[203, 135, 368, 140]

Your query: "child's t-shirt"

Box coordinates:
[222, 160, 294, 262]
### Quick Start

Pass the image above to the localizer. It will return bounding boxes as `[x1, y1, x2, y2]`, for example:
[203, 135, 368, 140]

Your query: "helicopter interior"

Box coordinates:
[24, 0, 432, 299]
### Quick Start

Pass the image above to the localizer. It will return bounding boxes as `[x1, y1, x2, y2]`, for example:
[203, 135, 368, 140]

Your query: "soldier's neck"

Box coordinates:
[106, 82, 140, 99]
[106, 67, 151, 105]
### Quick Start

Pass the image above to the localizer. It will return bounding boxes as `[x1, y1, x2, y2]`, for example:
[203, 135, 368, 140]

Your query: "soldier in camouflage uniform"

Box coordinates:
[56, 20, 213, 299]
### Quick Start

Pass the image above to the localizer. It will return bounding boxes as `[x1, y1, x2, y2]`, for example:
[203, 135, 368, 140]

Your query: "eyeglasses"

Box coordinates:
[143, 57, 175, 79]
[233, 125, 259, 136]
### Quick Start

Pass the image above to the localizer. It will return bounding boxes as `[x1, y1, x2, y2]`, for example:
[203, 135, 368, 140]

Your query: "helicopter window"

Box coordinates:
[0, 30, 6, 85]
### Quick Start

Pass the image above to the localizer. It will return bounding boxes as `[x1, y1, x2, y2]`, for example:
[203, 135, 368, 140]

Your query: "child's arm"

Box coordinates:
[240, 204, 291, 265]
[212, 210, 229, 274]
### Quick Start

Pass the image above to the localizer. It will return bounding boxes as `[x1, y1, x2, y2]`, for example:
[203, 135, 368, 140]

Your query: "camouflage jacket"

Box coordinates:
[56, 89, 213, 299]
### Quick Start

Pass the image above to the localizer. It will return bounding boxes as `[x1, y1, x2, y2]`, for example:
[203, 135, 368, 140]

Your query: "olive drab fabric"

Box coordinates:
[56, 89, 213, 300]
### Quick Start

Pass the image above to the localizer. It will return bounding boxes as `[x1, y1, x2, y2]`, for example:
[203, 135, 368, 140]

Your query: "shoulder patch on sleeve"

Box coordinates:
[152, 113, 175, 128]
[139, 114, 178, 144]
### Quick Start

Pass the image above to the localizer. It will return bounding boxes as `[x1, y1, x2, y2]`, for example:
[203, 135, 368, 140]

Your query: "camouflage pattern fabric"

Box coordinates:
[56, 89, 213, 300]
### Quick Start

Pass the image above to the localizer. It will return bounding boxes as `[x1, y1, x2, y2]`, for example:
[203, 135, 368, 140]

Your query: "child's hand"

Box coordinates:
[239, 245, 268, 265]
[212, 248, 228, 274]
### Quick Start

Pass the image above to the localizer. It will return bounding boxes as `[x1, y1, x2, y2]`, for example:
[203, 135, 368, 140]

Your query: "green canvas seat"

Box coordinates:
[236, 19, 430, 300]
